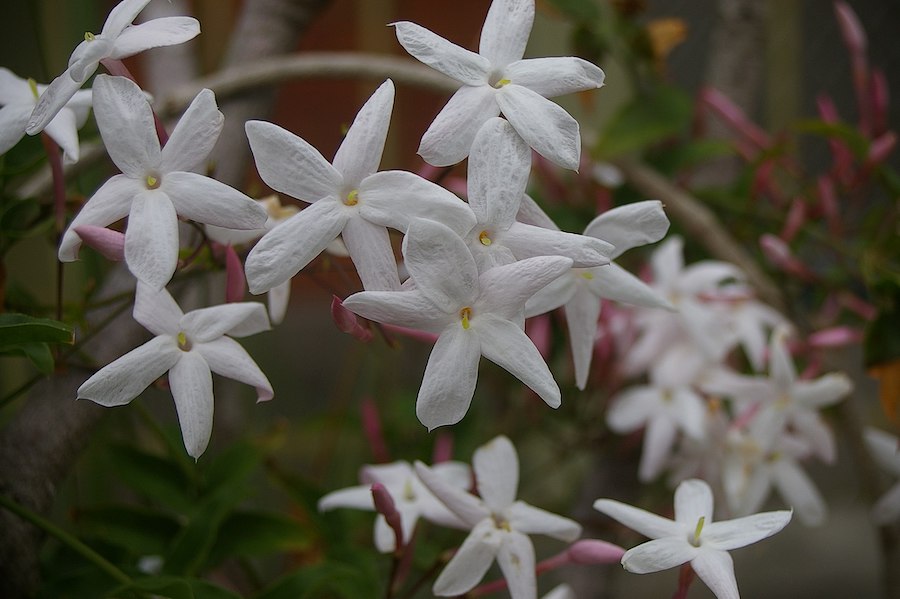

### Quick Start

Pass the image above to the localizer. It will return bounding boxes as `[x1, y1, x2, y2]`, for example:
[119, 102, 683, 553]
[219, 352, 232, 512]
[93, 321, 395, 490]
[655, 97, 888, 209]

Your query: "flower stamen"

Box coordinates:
[27, 78, 39, 100]
[145, 173, 161, 189]
[177, 331, 192, 352]
[494, 78, 511, 89]
[459, 306, 472, 330]
[345, 189, 359, 206]
[692, 516, 705, 546]
[478, 231, 492, 246]
[84, 31, 96, 41]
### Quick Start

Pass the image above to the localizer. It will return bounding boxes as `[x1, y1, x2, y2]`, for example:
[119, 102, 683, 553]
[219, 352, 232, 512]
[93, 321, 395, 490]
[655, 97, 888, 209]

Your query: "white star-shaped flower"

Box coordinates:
[244, 79, 475, 294]
[27, 0, 199, 134]
[318, 460, 472, 552]
[59, 75, 267, 289]
[394, 0, 605, 169]
[77, 283, 273, 459]
[344, 217, 572, 429]
[416, 436, 582, 599]
[0, 68, 92, 163]
[865, 427, 900, 524]
[595, 478, 792, 599]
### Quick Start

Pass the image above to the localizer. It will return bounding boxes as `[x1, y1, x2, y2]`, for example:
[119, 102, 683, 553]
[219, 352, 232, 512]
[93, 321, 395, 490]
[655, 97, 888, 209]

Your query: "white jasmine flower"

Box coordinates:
[595, 478, 792, 599]
[343, 218, 571, 430]
[525, 200, 672, 389]
[77, 283, 273, 459]
[318, 460, 472, 552]
[58, 75, 266, 289]
[865, 427, 900, 524]
[394, 0, 604, 169]
[416, 436, 582, 599]
[244, 79, 475, 294]
[0, 68, 92, 163]
[27, 0, 199, 134]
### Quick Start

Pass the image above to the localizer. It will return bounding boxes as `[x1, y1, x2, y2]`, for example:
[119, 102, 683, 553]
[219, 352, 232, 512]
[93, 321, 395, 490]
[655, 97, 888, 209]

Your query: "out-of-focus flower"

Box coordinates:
[864, 428, 900, 524]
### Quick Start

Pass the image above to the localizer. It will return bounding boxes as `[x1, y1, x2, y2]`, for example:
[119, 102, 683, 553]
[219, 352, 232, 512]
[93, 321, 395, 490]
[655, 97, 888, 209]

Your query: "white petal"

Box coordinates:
[27, 69, 86, 134]
[67, 39, 109, 82]
[506, 501, 582, 542]
[77, 335, 179, 406]
[651, 237, 684, 285]
[332, 80, 393, 186]
[416, 325, 481, 430]
[606, 387, 656, 432]
[674, 479, 714, 525]
[393, 22, 490, 86]
[245, 120, 341, 202]
[433, 519, 500, 596]
[102, 0, 152, 37]
[110, 17, 200, 58]
[163, 172, 267, 229]
[584, 201, 670, 259]
[160, 88, 222, 173]
[403, 218, 478, 313]
[496, 84, 580, 170]
[505, 57, 604, 97]
[359, 171, 476, 236]
[196, 337, 273, 402]
[865, 428, 900, 476]
[503, 222, 612, 267]
[524, 272, 576, 317]
[342, 216, 401, 291]
[517, 193, 559, 230]
[0, 104, 29, 155]
[590, 263, 672, 309]
[702, 510, 792, 550]
[477, 255, 574, 321]
[638, 416, 677, 482]
[244, 199, 349, 294]
[772, 459, 826, 526]
[473, 435, 519, 511]
[267, 281, 291, 325]
[791, 373, 852, 408]
[59, 174, 140, 261]
[419, 85, 500, 167]
[124, 191, 179, 289]
[43, 108, 81, 163]
[169, 351, 214, 459]
[479, 0, 534, 67]
[0, 68, 34, 103]
[690, 549, 739, 599]
[478, 314, 560, 408]
[679, 261, 744, 294]
[872, 482, 900, 525]
[93, 75, 160, 177]
[593, 498, 683, 540]
[564, 286, 601, 390]
[768, 327, 796, 389]
[317, 485, 375, 512]
[415, 461, 487, 526]
[182, 302, 270, 342]
[134, 281, 183, 335]
[342, 288, 446, 333]
[467, 117, 530, 230]
[496, 530, 537, 599]
[621, 537, 695, 573]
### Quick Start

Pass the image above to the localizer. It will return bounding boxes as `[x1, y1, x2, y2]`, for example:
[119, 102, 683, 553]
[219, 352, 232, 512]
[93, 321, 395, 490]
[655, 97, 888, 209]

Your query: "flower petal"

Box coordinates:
[393, 22, 490, 86]
[124, 191, 179, 289]
[419, 85, 500, 167]
[110, 17, 200, 59]
[479, 0, 534, 67]
[77, 335, 179, 406]
[690, 549, 739, 599]
[772, 458, 826, 526]
[503, 222, 612, 267]
[59, 174, 140, 261]
[415, 461, 487, 526]
[416, 324, 481, 430]
[317, 485, 375, 511]
[332, 79, 393, 186]
[524, 272, 576, 317]
[93, 75, 160, 177]
[160, 88, 222, 173]
[593, 498, 683, 540]
[467, 117, 530, 229]
[496, 530, 537, 599]
[163, 171, 267, 229]
[791, 373, 852, 408]
[342, 216, 401, 292]
[403, 218, 478, 313]
[433, 519, 500, 596]
[584, 201, 670, 259]
[476, 256, 574, 322]
[0, 104, 29, 155]
[182, 302, 270, 342]
[702, 510, 792, 551]
[169, 350, 214, 459]
[196, 336, 273, 402]
[343, 288, 446, 333]
[134, 281, 183, 335]
[505, 57, 604, 97]
[564, 286, 601, 390]
[27, 69, 86, 135]
[589, 263, 672, 309]
[639, 416, 677, 481]
[621, 537, 695, 573]
[477, 314, 561, 408]
[473, 435, 518, 511]
[496, 84, 580, 170]
[507, 501, 582, 542]
[101, 0, 152, 37]
[674, 479, 714, 526]
[42, 107, 81, 163]
[872, 482, 900, 525]
[606, 386, 656, 432]
[267, 281, 291, 325]
[244, 199, 348, 294]
[245, 120, 341, 202]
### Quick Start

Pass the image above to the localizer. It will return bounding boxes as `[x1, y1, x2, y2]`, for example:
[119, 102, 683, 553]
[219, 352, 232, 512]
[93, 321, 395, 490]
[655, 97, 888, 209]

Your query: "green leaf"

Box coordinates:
[110, 576, 243, 599]
[0, 313, 74, 347]
[1, 341, 54, 373]
[255, 563, 376, 599]
[106, 445, 195, 513]
[650, 139, 736, 175]
[207, 510, 312, 566]
[163, 492, 236, 576]
[595, 86, 693, 158]
[75, 505, 181, 555]
[793, 119, 869, 158]
[202, 439, 265, 496]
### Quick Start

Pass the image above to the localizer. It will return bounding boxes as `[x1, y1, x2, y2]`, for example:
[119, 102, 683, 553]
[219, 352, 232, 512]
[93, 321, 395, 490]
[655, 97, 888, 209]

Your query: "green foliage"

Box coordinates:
[0, 313, 73, 373]
[594, 85, 693, 158]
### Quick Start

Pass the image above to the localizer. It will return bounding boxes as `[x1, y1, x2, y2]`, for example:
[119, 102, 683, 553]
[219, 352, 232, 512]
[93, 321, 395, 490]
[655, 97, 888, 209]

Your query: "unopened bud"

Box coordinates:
[74, 225, 124, 261]
[566, 539, 626, 564]
[331, 295, 373, 342]
[371, 483, 403, 552]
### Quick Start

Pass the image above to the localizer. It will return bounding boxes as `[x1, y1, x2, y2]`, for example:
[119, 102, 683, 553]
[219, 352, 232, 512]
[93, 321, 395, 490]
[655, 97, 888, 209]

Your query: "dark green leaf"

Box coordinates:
[110, 576, 243, 599]
[207, 510, 312, 566]
[255, 563, 376, 599]
[594, 86, 692, 158]
[1, 341, 54, 373]
[793, 119, 869, 158]
[75, 505, 181, 555]
[163, 493, 235, 576]
[0, 313, 74, 347]
[106, 445, 195, 513]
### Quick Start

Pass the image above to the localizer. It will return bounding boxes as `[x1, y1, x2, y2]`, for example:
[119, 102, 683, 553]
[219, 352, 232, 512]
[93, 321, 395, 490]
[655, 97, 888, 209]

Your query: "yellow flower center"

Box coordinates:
[494, 78, 511, 89]
[692, 516, 705, 545]
[345, 189, 359, 206]
[177, 331, 192, 352]
[492, 513, 512, 531]
[478, 231, 492, 246]
[84, 31, 96, 41]
[459, 306, 473, 330]
[403, 479, 416, 502]
[580, 271, 594, 280]
[145, 173, 161, 189]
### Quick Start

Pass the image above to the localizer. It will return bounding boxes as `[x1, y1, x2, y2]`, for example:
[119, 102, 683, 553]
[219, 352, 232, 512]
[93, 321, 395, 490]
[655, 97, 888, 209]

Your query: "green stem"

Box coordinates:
[0, 493, 132, 586]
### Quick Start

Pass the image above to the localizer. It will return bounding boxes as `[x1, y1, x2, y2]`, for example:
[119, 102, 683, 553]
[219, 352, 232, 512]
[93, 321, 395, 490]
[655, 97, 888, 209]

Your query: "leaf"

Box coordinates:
[1, 341, 54, 374]
[106, 445, 195, 513]
[793, 119, 870, 158]
[254, 563, 376, 599]
[206, 510, 313, 566]
[110, 577, 243, 599]
[650, 139, 736, 175]
[75, 505, 181, 555]
[0, 313, 74, 347]
[163, 492, 236, 576]
[594, 86, 692, 158]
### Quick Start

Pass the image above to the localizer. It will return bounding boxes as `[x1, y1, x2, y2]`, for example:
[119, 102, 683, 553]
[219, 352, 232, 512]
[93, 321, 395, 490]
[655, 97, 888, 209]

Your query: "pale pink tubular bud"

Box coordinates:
[566, 539, 626, 564]
[816, 176, 841, 236]
[834, 1, 871, 134]
[380, 323, 438, 344]
[808, 326, 863, 348]
[361, 396, 390, 464]
[834, 1, 867, 56]
[780, 197, 807, 242]
[526, 314, 553, 359]
[867, 132, 897, 165]
[371, 483, 404, 552]
[816, 94, 854, 184]
[74, 225, 124, 261]
[224, 244, 245, 303]
[331, 295, 373, 342]
[870, 69, 890, 136]
[759, 234, 814, 281]
[839, 291, 877, 320]
[431, 431, 454, 464]
[700, 87, 771, 150]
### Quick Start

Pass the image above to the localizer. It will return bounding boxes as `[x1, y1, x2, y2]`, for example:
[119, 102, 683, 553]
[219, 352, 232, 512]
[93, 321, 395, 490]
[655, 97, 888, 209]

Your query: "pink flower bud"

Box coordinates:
[74, 225, 125, 261]
[371, 483, 403, 552]
[361, 396, 390, 463]
[816, 176, 841, 236]
[526, 314, 553, 359]
[834, 1, 871, 134]
[224, 244, 245, 303]
[759, 234, 814, 281]
[331, 295, 373, 342]
[700, 87, 771, 150]
[780, 197, 808, 242]
[566, 539, 626, 564]
[870, 69, 890, 136]
[816, 94, 855, 184]
[808, 326, 863, 348]
[431, 431, 454, 464]
[834, 1, 867, 56]
[868, 132, 897, 165]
